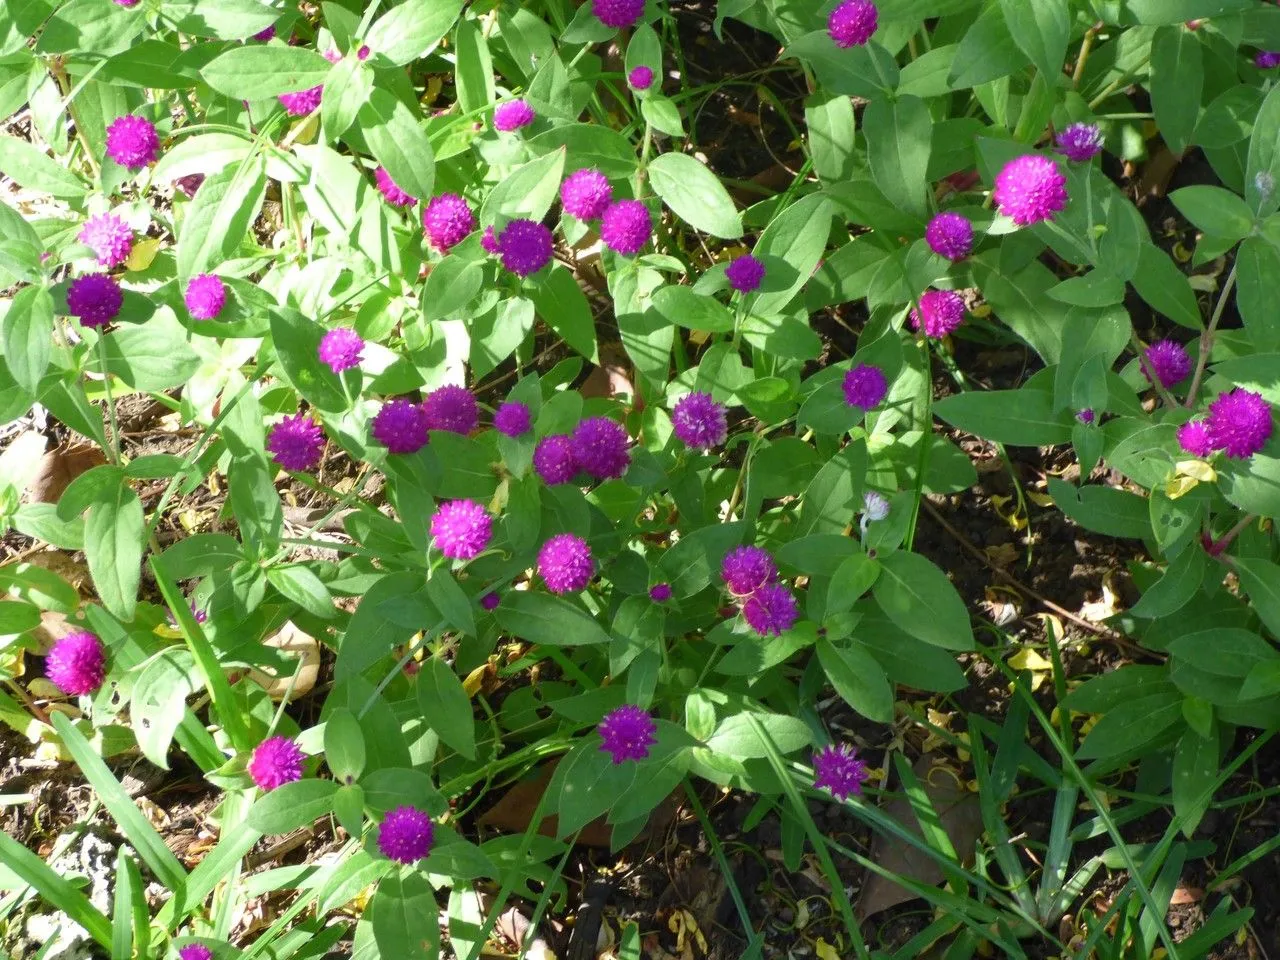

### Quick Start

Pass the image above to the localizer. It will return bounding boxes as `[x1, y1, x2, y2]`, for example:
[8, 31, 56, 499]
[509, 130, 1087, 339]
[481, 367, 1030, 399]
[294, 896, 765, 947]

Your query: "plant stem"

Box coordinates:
[97, 338, 120, 466]
[1207, 513, 1256, 556]
[1185, 260, 1237, 408]
[1072, 25, 1099, 88]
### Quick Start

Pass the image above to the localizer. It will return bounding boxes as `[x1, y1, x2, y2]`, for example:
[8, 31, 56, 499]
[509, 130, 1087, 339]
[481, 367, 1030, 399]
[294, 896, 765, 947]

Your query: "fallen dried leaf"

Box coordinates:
[246, 621, 320, 701]
[25, 440, 107, 504]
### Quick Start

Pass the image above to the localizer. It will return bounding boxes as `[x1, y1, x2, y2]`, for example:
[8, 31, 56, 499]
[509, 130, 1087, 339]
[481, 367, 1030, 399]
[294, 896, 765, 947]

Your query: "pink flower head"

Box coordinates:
[813, 742, 869, 801]
[725, 254, 765, 293]
[628, 65, 655, 91]
[279, 85, 323, 115]
[267, 414, 325, 471]
[105, 115, 160, 169]
[375, 166, 416, 207]
[373, 398, 429, 454]
[430, 499, 492, 560]
[561, 168, 613, 221]
[318, 328, 364, 373]
[649, 582, 672, 602]
[67, 273, 123, 328]
[1142, 339, 1192, 388]
[592, 0, 645, 29]
[1207, 388, 1274, 459]
[177, 945, 213, 960]
[494, 99, 536, 133]
[600, 199, 652, 255]
[993, 154, 1068, 226]
[672, 391, 727, 450]
[79, 212, 133, 268]
[742, 583, 799, 636]
[1056, 123, 1103, 163]
[493, 401, 532, 437]
[721, 545, 777, 596]
[925, 212, 973, 261]
[247, 736, 304, 791]
[1077, 408, 1096, 425]
[497, 219, 554, 277]
[538, 533, 594, 593]
[911, 289, 966, 339]
[571, 416, 631, 479]
[45, 631, 106, 695]
[423, 384, 478, 434]
[481, 226, 500, 254]
[185, 273, 227, 320]
[842, 363, 888, 410]
[1257, 51, 1280, 69]
[827, 0, 877, 48]
[597, 704, 657, 764]
[1177, 420, 1214, 457]
[377, 805, 434, 864]
[534, 434, 577, 484]
[423, 193, 475, 251]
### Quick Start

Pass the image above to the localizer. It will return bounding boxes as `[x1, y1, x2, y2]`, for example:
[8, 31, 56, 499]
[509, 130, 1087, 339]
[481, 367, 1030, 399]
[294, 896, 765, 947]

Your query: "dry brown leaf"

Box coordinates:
[246, 622, 319, 701]
[25, 441, 107, 504]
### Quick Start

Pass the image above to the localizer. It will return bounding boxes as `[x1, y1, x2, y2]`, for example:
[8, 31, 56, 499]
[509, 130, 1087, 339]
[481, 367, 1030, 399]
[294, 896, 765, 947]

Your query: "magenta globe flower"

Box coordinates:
[561, 168, 613, 221]
[105, 115, 160, 169]
[534, 434, 577, 484]
[1256, 51, 1280, 69]
[649, 582, 672, 602]
[430, 500, 492, 560]
[827, 0, 878, 48]
[373, 398, 429, 454]
[842, 363, 888, 411]
[600, 200, 652, 255]
[177, 945, 212, 960]
[375, 166, 416, 207]
[247, 736, 304, 791]
[497, 219, 554, 277]
[1056, 123, 1103, 163]
[493, 401, 532, 437]
[423, 193, 476, 251]
[598, 704, 657, 764]
[481, 226, 500, 254]
[571, 416, 631, 479]
[538, 533, 594, 593]
[423, 384, 478, 434]
[267, 414, 325, 471]
[993, 154, 1068, 226]
[925, 212, 973, 261]
[253, 24, 276, 41]
[592, 0, 644, 29]
[79, 212, 133, 268]
[813, 742, 869, 801]
[1177, 420, 1214, 457]
[672, 391, 727, 450]
[481, 591, 500, 610]
[1142, 340, 1192, 388]
[628, 65, 655, 90]
[721, 545, 777, 597]
[1207, 388, 1274, 459]
[494, 99, 536, 132]
[45, 631, 106, 695]
[318, 328, 364, 373]
[911, 289, 966, 339]
[377, 805, 434, 864]
[185, 273, 227, 320]
[278, 85, 323, 116]
[1076, 408, 1096, 425]
[743, 583, 799, 636]
[725, 254, 765, 293]
[113, 0, 140, 6]
[67, 273, 123, 328]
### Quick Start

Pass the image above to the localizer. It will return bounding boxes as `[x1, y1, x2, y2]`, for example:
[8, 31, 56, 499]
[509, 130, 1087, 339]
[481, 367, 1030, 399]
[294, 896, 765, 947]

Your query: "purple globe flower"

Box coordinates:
[423, 384, 478, 434]
[267, 414, 325, 471]
[538, 533, 594, 594]
[481, 226, 500, 254]
[375, 166, 416, 207]
[79, 212, 133, 268]
[1256, 51, 1280, 69]
[105, 115, 160, 169]
[813, 742, 869, 801]
[742, 583, 799, 636]
[423, 193, 476, 251]
[247, 736, 304, 791]
[649, 582, 672, 602]
[598, 704, 657, 764]
[1207, 388, 1274, 459]
[1142, 339, 1192, 388]
[600, 200, 652, 255]
[911, 289, 966, 339]
[430, 500, 492, 560]
[1076, 408, 1096, 425]
[561, 168, 613, 221]
[571, 416, 631, 479]
[373, 398, 429, 454]
[253, 24, 277, 41]
[672, 391, 727, 450]
[279, 86, 323, 116]
[925, 212, 973, 261]
[185, 273, 227, 320]
[493, 401, 532, 437]
[842, 363, 888, 411]
[67, 273, 123, 328]
[725, 254, 765, 293]
[534, 434, 577, 484]
[175, 173, 205, 198]
[827, 0, 878, 48]
[1178, 420, 1214, 457]
[592, 0, 645, 29]
[45, 631, 106, 695]
[721, 545, 777, 597]
[177, 945, 213, 960]
[318, 328, 364, 373]
[497, 219, 554, 277]
[112, 0, 140, 6]
[481, 591, 500, 610]
[377, 805, 434, 864]
[628, 65, 655, 91]
[1056, 123, 1103, 163]
[993, 154, 1068, 227]
[494, 99, 536, 132]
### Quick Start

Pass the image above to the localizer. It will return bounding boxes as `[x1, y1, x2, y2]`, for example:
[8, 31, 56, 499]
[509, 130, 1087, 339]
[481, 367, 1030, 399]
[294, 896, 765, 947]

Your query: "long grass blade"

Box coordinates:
[0, 830, 112, 948]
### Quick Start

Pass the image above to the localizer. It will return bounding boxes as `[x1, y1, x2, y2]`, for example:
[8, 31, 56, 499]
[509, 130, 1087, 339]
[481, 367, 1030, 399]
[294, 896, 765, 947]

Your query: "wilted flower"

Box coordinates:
[267, 414, 325, 471]
[375, 166, 416, 207]
[493, 401, 532, 437]
[45, 631, 106, 695]
[725, 254, 765, 293]
[742, 583, 799, 636]
[247, 736, 304, 791]
[494, 99, 536, 132]
[1143, 339, 1192, 388]
[105, 115, 160, 169]
[1177, 420, 1214, 457]
[592, 0, 644, 29]
[672, 391, 727, 450]
[1207, 388, 1274, 459]
[600, 200, 652, 255]
[538, 533, 594, 593]
[377, 806, 434, 864]
[721, 545, 777, 596]
[497, 219, 554, 276]
[372, 398, 429, 454]
[993, 154, 1068, 226]
[185, 273, 227, 320]
[628, 65, 655, 90]
[423, 384, 478, 434]
[423, 193, 476, 251]
[561, 168, 613, 220]
[925, 212, 973, 261]
[430, 500, 492, 560]
[862, 490, 890, 522]
[813, 742, 869, 801]
[571, 416, 631, 479]
[534, 434, 577, 484]
[911, 289, 966, 339]
[79, 212, 133, 268]
[1056, 123, 1103, 163]
[842, 363, 888, 411]
[318, 328, 364, 373]
[827, 0, 877, 48]
[67, 273, 123, 328]
[598, 705, 657, 763]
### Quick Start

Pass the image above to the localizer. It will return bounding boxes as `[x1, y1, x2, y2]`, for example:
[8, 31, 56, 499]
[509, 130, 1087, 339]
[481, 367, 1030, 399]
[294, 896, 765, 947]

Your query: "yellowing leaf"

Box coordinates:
[1176, 459, 1217, 483]
[1008, 646, 1053, 691]
[816, 938, 842, 960]
[989, 494, 1027, 531]
[125, 237, 161, 272]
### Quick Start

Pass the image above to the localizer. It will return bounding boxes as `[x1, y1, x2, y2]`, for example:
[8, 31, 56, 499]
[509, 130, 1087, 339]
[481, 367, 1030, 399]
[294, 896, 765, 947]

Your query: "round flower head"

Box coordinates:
[925, 212, 973, 261]
[497, 219, 554, 277]
[493, 401, 532, 437]
[45, 631, 106, 695]
[1056, 123, 1103, 164]
[534, 434, 577, 484]
[377, 805, 434, 864]
[862, 490, 890, 522]
[600, 199, 652, 256]
[1142, 339, 1192, 388]
[247, 736, 304, 791]
[430, 499, 492, 560]
[481, 226, 500, 254]
[813, 742, 869, 801]
[67, 273, 123, 328]
[721, 545, 777, 596]
[175, 173, 204, 198]
[494, 99, 536, 133]
[827, 0, 878, 48]
[318, 327, 364, 374]
[375, 166, 416, 207]
[373, 398, 429, 454]
[79, 212, 133, 268]
[1076, 408, 1096, 425]
[423, 384, 478, 434]
[185, 273, 227, 320]
[993, 154, 1068, 227]
[105, 115, 160, 170]
[177, 945, 213, 960]
[725, 254, 765, 293]
[1257, 51, 1280, 69]
[561, 168, 613, 221]
[253, 24, 277, 41]
[592, 0, 644, 29]
[743, 583, 799, 636]
[481, 591, 500, 611]
[628, 65, 655, 91]
[423, 193, 475, 251]
[912, 289, 966, 339]
[267, 414, 325, 471]
[842, 363, 888, 411]
[597, 704, 657, 764]
[571, 416, 631, 479]
[279, 85, 323, 116]
[649, 582, 672, 602]
[672, 391, 728, 450]
[1207, 388, 1274, 459]
[538, 533, 594, 594]
[1177, 420, 1214, 457]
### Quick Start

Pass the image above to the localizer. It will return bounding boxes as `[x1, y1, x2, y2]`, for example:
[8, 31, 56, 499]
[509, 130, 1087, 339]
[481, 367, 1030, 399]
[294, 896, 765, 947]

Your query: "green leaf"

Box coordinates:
[933, 387, 1074, 446]
[1169, 186, 1254, 240]
[1130, 243, 1203, 330]
[1046, 477, 1151, 540]
[163, 0, 278, 38]
[872, 551, 975, 651]
[493, 592, 610, 646]
[704, 709, 813, 760]
[1239, 660, 1280, 701]
[999, 0, 1069, 83]
[248, 780, 338, 834]
[863, 95, 932, 219]
[1172, 728, 1217, 837]
[805, 93, 857, 181]
[112, 855, 147, 960]
[785, 32, 899, 98]
[799, 443, 866, 535]
[421, 256, 483, 321]
[370, 873, 441, 960]
[322, 56, 374, 141]
[1048, 272, 1127, 308]
[751, 194, 834, 317]
[1232, 557, 1280, 640]
[648, 152, 743, 239]
[479, 147, 566, 226]
[530, 124, 637, 178]
[268, 565, 335, 619]
[424, 569, 475, 637]
[948, 6, 1029, 89]
[649, 285, 735, 333]
[1248, 82, 1280, 216]
[100, 308, 201, 391]
[416, 657, 476, 760]
[361, 767, 447, 817]
[1150, 25, 1202, 156]
[3, 285, 53, 394]
[1234, 237, 1280, 350]
[0, 599, 40, 633]
[552, 739, 637, 836]
[656, 520, 746, 598]
[0, 831, 111, 950]
[268, 307, 354, 413]
[200, 45, 332, 99]
[131, 648, 198, 769]
[816, 638, 893, 722]
[360, 88, 434, 202]
[453, 17, 494, 115]
[1075, 691, 1183, 759]
[0, 133, 85, 198]
[324, 708, 366, 783]
[177, 156, 268, 280]
[531, 265, 599, 362]
[641, 95, 685, 137]
[365, 0, 463, 65]
[84, 483, 143, 621]
[1115, 0, 1251, 25]
[1129, 546, 1208, 619]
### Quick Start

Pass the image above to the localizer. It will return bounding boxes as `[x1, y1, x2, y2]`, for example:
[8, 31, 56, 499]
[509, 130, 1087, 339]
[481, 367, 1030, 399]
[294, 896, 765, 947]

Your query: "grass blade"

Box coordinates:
[111, 853, 147, 960]
[0, 830, 112, 948]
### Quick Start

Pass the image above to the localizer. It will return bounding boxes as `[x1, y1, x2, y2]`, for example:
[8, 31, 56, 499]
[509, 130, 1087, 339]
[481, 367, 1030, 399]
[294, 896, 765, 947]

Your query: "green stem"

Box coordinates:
[1185, 261, 1237, 409]
[97, 337, 120, 466]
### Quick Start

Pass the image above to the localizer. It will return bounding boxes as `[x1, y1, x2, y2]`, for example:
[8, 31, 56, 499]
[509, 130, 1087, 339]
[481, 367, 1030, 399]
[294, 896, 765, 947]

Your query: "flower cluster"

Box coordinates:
[532, 416, 632, 484]
[813, 742, 870, 801]
[592, 0, 644, 29]
[496, 219, 554, 277]
[493, 401, 532, 437]
[1142, 340, 1191, 389]
[911, 289, 966, 339]
[1056, 123, 1103, 164]
[721, 546, 798, 636]
[105, 115, 160, 169]
[430, 500, 492, 560]
[842, 363, 888, 411]
[672, 391, 728, 450]
[827, 0, 877, 48]
[185, 274, 227, 320]
[725, 253, 765, 293]
[247, 736, 304, 791]
[1179, 388, 1275, 460]
[561, 168, 613, 221]
[600, 199, 652, 255]
[628, 66, 655, 91]
[538, 533, 595, 593]
[423, 193, 476, 251]
[318, 328, 364, 373]
[375, 166, 416, 207]
[377, 806, 434, 864]
[598, 704, 657, 763]
[993, 154, 1068, 226]
[494, 99, 536, 132]
[45, 631, 106, 695]
[925, 212, 972, 261]
[67, 274, 123, 328]
[423, 384, 478, 434]
[373, 398, 430, 454]
[267, 414, 325, 471]
[79, 212, 133, 267]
